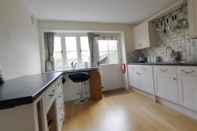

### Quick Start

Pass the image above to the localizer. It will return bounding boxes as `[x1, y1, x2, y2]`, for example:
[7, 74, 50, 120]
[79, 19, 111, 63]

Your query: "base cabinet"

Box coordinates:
[128, 65, 154, 95]
[154, 66, 179, 104]
[129, 64, 197, 112]
[178, 67, 197, 111]
[128, 65, 136, 87]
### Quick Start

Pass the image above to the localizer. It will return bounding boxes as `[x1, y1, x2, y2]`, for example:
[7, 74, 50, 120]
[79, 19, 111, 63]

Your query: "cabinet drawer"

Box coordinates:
[128, 65, 136, 70]
[178, 67, 197, 77]
[155, 66, 177, 75]
[138, 65, 153, 72]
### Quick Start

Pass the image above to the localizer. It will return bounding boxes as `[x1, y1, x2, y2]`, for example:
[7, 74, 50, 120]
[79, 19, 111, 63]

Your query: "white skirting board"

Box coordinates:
[132, 87, 197, 121]
[158, 98, 197, 120]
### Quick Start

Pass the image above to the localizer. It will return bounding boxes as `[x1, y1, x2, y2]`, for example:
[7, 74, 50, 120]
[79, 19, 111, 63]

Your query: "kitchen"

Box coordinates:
[1, 0, 197, 131]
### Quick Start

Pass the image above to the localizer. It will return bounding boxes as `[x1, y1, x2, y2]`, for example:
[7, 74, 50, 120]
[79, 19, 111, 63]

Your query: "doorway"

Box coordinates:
[96, 34, 123, 91]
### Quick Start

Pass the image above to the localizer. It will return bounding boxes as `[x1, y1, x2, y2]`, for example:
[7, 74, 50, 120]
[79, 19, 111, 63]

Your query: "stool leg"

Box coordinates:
[80, 82, 83, 102]
[75, 82, 88, 104]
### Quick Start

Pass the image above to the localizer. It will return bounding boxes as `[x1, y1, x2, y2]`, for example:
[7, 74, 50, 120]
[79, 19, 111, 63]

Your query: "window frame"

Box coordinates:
[97, 38, 121, 65]
[54, 33, 90, 69]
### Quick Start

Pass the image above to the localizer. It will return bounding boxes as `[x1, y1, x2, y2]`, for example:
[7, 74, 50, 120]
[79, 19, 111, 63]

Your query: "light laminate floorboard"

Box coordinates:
[63, 90, 197, 131]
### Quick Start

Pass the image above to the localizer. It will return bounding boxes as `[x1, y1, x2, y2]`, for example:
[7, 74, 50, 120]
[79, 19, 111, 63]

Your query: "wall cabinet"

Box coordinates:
[154, 66, 179, 104]
[128, 65, 154, 95]
[133, 22, 158, 50]
[178, 67, 197, 111]
[188, 0, 197, 38]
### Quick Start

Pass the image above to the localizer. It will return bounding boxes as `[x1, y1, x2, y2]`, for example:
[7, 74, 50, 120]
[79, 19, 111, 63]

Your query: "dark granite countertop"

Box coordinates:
[128, 62, 197, 66]
[0, 72, 63, 109]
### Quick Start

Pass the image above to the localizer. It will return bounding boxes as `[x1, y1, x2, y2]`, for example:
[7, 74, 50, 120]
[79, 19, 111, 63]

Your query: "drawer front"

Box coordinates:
[128, 65, 136, 70]
[178, 66, 197, 77]
[155, 66, 177, 76]
[138, 65, 153, 72]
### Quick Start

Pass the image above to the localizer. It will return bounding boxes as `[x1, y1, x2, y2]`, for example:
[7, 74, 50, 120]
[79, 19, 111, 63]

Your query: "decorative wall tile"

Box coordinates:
[143, 28, 197, 63]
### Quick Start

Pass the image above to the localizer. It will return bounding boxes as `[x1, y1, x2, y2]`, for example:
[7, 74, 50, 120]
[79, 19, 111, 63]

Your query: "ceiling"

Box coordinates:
[26, 0, 178, 24]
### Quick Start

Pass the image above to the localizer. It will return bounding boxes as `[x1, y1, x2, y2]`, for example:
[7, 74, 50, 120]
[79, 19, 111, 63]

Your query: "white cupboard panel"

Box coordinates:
[178, 66, 197, 111]
[154, 66, 179, 104]
[128, 65, 154, 94]
[128, 65, 135, 87]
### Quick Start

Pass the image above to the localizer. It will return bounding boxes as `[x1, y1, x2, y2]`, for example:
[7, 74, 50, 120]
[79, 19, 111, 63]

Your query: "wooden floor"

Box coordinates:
[63, 90, 197, 131]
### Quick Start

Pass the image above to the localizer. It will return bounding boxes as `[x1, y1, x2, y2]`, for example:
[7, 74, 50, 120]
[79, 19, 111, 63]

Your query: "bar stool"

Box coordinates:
[68, 72, 90, 103]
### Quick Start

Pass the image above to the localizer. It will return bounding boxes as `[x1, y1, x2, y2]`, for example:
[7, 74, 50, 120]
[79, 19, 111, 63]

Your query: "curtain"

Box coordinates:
[44, 32, 55, 72]
[88, 33, 99, 67]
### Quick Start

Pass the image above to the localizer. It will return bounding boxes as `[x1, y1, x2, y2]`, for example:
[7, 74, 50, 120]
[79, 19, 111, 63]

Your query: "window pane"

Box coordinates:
[81, 52, 90, 63]
[109, 51, 119, 64]
[98, 40, 108, 52]
[65, 37, 77, 51]
[67, 51, 78, 60]
[64, 36, 78, 68]
[108, 40, 118, 51]
[54, 52, 64, 70]
[80, 36, 89, 51]
[54, 36, 62, 52]
[53, 36, 63, 71]
[80, 36, 90, 66]
[98, 39, 119, 65]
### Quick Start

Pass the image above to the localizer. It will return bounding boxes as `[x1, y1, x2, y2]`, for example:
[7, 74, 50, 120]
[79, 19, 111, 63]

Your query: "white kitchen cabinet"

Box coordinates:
[56, 78, 65, 131]
[133, 68, 143, 90]
[178, 67, 197, 111]
[128, 65, 154, 95]
[133, 22, 159, 50]
[154, 66, 179, 103]
[128, 65, 136, 87]
[42, 77, 65, 131]
[188, 0, 197, 38]
[140, 66, 154, 94]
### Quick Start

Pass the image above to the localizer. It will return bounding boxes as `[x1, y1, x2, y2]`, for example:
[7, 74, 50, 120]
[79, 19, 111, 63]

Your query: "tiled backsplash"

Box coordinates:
[143, 29, 197, 63]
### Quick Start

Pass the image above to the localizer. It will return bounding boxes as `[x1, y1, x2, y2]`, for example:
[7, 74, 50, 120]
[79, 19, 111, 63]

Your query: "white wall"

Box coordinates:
[0, 0, 41, 80]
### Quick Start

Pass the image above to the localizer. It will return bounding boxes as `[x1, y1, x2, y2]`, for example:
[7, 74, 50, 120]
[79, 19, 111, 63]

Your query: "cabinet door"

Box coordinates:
[133, 22, 150, 49]
[155, 66, 179, 103]
[134, 69, 143, 90]
[178, 67, 197, 111]
[188, 0, 197, 38]
[141, 66, 154, 95]
[128, 65, 135, 87]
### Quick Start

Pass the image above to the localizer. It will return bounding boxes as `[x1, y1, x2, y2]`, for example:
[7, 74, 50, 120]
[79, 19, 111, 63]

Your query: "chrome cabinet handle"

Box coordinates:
[173, 77, 177, 81]
[160, 68, 168, 72]
[136, 72, 141, 75]
[181, 70, 195, 74]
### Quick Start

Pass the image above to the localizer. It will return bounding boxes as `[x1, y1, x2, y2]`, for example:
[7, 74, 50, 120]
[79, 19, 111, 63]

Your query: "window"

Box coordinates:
[53, 36, 63, 71]
[98, 40, 119, 65]
[65, 37, 78, 68]
[53, 35, 90, 70]
[80, 36, 90, 65]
